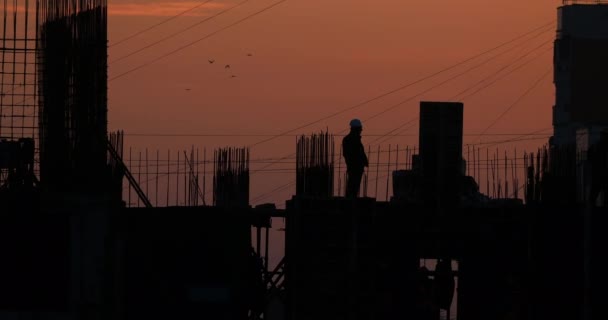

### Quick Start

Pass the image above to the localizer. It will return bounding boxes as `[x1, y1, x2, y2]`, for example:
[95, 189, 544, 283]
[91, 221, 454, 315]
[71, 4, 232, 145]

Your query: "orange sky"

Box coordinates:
[105, 0, 564, 206]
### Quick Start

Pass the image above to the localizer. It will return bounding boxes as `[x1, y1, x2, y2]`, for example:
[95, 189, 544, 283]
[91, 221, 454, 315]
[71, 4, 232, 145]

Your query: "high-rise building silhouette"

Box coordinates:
[553, 2, 608, 146]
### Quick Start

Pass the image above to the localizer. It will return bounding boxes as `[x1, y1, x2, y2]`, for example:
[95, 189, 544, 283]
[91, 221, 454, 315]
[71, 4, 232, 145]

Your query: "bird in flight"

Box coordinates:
[225, 64, 231, 69]
[208, 59, 215, 64]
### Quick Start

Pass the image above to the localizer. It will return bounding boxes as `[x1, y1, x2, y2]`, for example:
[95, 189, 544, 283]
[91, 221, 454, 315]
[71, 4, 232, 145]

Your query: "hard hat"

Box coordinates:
[349, 119, 362, 128]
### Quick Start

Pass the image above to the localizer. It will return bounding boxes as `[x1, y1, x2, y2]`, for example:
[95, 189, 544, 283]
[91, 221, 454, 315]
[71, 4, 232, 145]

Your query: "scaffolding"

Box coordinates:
[0, 1, 39, 186]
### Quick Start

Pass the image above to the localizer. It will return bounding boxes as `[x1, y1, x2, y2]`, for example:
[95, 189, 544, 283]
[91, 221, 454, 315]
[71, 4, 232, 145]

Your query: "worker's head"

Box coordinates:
[349, 119, 363, 134]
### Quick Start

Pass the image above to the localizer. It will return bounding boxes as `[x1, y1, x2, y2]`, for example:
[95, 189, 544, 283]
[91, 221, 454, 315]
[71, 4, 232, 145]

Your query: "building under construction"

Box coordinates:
[0, 1, 606, 320]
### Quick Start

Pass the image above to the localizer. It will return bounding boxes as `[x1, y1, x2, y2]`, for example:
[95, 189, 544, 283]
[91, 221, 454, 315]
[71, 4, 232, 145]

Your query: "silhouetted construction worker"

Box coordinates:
[343, 119, 368, 198]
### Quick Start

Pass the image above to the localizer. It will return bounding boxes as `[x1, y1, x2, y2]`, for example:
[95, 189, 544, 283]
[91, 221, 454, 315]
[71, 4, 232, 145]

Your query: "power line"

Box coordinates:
[113, 26, 546, 155]
[477, 69, 552, 141]
[476, 127, 553, 151]
[110, 18, 554, 192]
[111, 0, 250, 64]
[469, 135, 551, 147]
[109, 0, 288, 82]
[249, 129, 554, 204]
[362, 42, 553, 127]
[122, 132, 553, 137]
[245, 20, 554, 149]
[370, 118, 418, 144]
[451, 40, 553, 101]
[256, 41, 552, 155]
[111, 18, 553, 154]
[140, 21, 552, 204]
[110, 0, 216, 47]
[251, 180, 295, 204]
[247, 21, 556, 179]
[372, 39, 552, 146]
[460, 46, 553, 101]
[121, 134, 554, 166]
[374, 120, 419, 146]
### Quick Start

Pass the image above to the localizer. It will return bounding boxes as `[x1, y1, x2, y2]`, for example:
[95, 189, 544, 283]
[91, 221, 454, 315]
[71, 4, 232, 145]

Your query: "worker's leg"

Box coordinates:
[346, 170, 363, 198]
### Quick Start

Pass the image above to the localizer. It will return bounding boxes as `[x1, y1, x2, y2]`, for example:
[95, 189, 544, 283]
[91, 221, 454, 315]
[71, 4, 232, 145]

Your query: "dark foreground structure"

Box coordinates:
[2, 96, 605, 319]
[0, 189, 605, 320]
[285, 198, 606, 320]
[0, 1, 607, 320]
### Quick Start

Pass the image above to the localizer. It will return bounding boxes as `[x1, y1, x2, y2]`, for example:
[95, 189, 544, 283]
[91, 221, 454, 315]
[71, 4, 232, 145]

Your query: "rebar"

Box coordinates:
[38, 0, 108, 191]
[213, 146, 249, 207]
[295, 131, 334, 198]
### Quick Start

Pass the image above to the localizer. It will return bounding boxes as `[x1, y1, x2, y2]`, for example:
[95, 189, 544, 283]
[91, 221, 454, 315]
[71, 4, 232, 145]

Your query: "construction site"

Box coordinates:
[0, 0, 606, 319]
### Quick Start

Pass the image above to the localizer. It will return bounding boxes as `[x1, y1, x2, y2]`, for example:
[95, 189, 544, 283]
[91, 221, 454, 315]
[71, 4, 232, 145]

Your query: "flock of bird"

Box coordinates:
[184, 53, 253, 91]
[208, 52, 254, 79]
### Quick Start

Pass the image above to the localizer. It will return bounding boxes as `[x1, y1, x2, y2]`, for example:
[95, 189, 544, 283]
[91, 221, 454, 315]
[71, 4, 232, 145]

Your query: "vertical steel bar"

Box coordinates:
[265, 226, 269, 275]
[386, 145, 391, 201]
[9, 0, 17, 139]
[196, 148, 199, 206]
[128, 147, 132, 206]
[146, 148, 149, 203]
[184, 149, 187, 206]
[396, 144, 399, 171]
[203, 148, 206, 205]
[0, 0, 8, 137]
[367, 145, 371, 197]
[20, 0, 29, 137]
[338, 139, 342, 197]
[375, 145, 380, 199]
[176, 150, 180, 206]
[167, 149, 170, 207]
[486, 148, 489, 196]
[479, 146, 482, 183]
[156, 149, 159, 206]
[467, 145, 470, 176]
[213, 149, 216, 206]
[137, 151, 141, 207]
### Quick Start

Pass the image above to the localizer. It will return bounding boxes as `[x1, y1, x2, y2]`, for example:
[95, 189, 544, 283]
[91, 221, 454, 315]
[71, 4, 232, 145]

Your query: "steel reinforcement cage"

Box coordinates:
[0, 1, 40, 186]
[37, 0, 108, 191]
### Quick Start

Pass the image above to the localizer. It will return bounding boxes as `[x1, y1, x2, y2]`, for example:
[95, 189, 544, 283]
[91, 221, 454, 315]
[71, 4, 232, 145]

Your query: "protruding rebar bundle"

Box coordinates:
[213, 147, 249, 207]
[295, 131, 334, 198]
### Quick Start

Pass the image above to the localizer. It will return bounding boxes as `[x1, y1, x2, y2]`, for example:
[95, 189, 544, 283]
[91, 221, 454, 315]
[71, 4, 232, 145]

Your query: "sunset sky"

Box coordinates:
[105, 0, 563, 206]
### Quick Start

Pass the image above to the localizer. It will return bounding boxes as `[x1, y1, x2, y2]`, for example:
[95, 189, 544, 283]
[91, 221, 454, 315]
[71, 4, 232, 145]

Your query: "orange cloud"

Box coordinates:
[109, 1, 227, 17]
